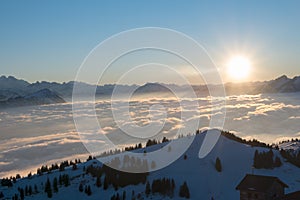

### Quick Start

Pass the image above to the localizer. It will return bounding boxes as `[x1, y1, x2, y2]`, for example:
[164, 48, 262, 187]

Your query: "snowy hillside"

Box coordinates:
[279, 140, 300, 152]
[1, 130, 300, 200]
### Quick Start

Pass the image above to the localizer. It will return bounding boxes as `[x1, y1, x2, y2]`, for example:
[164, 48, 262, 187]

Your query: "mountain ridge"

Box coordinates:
[0, 88, 66, 108]
[0, 75, 300, 107]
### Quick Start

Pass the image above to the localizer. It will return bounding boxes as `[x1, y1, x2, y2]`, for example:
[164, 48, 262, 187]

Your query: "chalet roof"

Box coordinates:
[236, 174, 288, 192]
[284, 191, 300, 200]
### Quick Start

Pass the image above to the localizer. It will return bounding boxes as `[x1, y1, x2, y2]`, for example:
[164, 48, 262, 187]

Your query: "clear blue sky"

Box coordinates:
[0, 0, 299, 84]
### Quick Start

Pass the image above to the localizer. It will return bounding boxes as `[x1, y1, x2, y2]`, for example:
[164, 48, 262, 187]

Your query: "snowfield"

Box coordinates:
[2, 130, 300, 200]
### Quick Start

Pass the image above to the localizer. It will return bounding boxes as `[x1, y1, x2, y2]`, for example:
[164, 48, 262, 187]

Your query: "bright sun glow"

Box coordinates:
[227, 56, 251, 80]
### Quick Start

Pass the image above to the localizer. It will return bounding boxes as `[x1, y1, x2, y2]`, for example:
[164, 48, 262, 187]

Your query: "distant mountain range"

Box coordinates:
[0, 89, 65, 108]
[0, 75, 300, 108]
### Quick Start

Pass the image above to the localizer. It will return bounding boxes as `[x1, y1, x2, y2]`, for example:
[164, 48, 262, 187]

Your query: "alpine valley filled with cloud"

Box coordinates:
[1, 75, 300, 199]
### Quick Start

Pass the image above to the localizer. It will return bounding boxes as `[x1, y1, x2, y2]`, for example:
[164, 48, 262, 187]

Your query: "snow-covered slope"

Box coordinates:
[279, 140, 300, 152]
[1, 130, 300, 200]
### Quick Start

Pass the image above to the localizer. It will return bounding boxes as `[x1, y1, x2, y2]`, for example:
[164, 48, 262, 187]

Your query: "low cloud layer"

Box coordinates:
[0, 93, 300, 177]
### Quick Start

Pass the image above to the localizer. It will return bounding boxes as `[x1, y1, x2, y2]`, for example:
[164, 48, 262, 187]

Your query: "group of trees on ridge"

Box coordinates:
[253, 149, 282, 169]
[280, 149, 300, 167]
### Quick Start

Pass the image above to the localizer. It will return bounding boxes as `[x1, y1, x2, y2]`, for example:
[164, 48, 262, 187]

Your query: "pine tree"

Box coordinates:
[171, 179, 175, 196]
[58, 175, 62, 186]
[25, 185, 29, 196]
[34, 184, 38, 193]
[179, 181, 190, 199]
[72, 164, 77, 170]
[145, 181, 151, 196]
[184, 154, 188, 160]
[20, 188, 24, 200]
[103, 176, 108, 190]
[79, 183, 83, 192]
[45, 178, 52, 198]
[116, 193, 120, 200]
[53, 177, 58, 193]
[64, 175, 70, 187]
[96, 176, 102, 187]
[215, 157, 222, 172]
[122, 191, 126, 200]
[87, 185, 92, 196]
[274, 156, 282, 167]
[28, 185, 32, 195]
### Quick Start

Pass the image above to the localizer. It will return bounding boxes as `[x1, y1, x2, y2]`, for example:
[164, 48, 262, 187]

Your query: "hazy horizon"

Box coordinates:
[0, 73, 297, 86]
[1, 1, 300, 85]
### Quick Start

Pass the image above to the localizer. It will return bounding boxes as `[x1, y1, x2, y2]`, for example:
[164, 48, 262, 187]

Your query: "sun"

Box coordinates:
[227, 56, 251, 80]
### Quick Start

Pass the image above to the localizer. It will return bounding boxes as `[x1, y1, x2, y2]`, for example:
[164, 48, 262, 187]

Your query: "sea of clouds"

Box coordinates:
[0, 92, 300, 178]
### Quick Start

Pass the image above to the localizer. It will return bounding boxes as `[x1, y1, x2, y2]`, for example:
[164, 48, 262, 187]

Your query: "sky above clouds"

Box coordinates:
[0, 0, 300, 84]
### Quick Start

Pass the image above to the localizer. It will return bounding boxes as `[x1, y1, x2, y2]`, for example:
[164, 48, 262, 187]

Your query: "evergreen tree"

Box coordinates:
[25, 185, 28, 196]
[184, 154, 188, 160]
[64, 174, 70, 187]
[86, 185, 92, 196]
[122, 191, 126, 200]
[274, 156, 282, 167]
[215, 157, 222, 172]
[179, 181, 190, 199]
[265, 150, 274, 168]
[79, 183, 83, 192]
[72, 164, 77, 170]
[28, 185, 32, 195]
[34, 184, 38, 193]
[96, 176, 102, 187]
[20, 188, 24, 200]
[53, 177, 58, 193]
[58, 175, 62, 186]
[116, 193, 120, 200]
[45, 178, 52, 198]
[145, 181, 151, 196]
[103, 176, 108, 190]
[171, 179, 175, 196]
